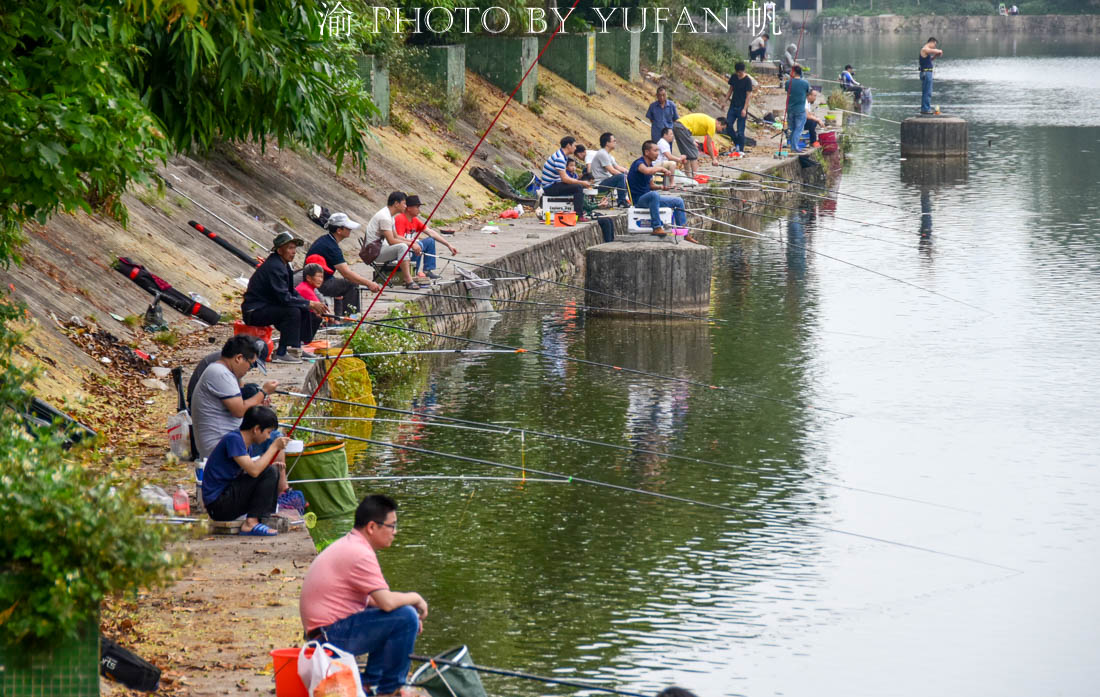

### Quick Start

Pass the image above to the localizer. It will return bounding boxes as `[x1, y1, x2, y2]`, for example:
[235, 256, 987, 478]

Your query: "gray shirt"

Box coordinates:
[186, 351, 221, 409]
[191, 361, 242, 460]
[589, 149, 618, 182]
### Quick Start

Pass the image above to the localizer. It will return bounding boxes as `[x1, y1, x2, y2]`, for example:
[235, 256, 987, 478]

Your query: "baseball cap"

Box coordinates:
[304, 254, 334, 274]
[327, 212, 361, 231]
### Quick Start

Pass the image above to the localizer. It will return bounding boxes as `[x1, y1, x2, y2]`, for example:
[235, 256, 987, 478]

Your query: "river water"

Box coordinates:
[340, 34, 1100, 696]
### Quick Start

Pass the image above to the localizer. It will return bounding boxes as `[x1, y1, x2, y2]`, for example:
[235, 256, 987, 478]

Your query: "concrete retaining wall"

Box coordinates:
[411, 45, 466, 109]
[597, 30, 641, 82]
[819, 14, 1100, 34]
[640, 30, 663, 66]
[540, 32, 597, 94]
[356, 55, 390, 125]
[465, 36, 538, 104]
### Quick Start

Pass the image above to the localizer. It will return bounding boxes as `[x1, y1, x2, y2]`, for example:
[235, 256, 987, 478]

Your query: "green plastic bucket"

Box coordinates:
[409, 646, 488, 697]
[287, 440, 358, 551]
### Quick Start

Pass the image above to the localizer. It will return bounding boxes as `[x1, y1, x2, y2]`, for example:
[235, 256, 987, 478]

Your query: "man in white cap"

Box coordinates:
[306, 212, 383, 316]
[242, 231, 327, 363]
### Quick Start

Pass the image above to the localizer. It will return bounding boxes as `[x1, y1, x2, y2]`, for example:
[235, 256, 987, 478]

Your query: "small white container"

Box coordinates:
[285, 439, 305, 455]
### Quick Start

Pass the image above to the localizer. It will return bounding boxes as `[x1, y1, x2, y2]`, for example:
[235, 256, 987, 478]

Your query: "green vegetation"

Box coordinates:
[678, 34, 745, 77]
[818, 0, 1099, 15]
[827, 88, 852, 111]
[444, 148, 461, 164]
[344, 305, 429, 385]
[390, 111, 414, 136]
[153, 329, 179, 346]
[528, 102, 545, 116]
[419, 147, 434, 160]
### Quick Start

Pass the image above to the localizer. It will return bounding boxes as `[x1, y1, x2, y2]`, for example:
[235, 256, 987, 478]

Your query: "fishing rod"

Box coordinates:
[288, 421, 1019, 573]
[307, 348, 522, 359]
[716, 163, 915, 213]
[279, 392, 972, 513]
[186, 220, 262, 268]
[296, 415, 511, 435]
[377, 286, 721, 322]
[421, 253, 728, 322]
[348, 319, 853, 417]
[832, 107, 902, 124]
[694, 192, 918, 237]
[409, 654, 651, 697]
[160, 176, 269, 250]
[687, 212, 991, 314]
[289, 475, 566, 484]
[683, 203, 913, 249]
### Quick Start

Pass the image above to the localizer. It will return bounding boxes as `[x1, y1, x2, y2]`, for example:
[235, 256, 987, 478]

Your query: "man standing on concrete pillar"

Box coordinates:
[919, 38, 943, 115]
[748, 33, 768, 62]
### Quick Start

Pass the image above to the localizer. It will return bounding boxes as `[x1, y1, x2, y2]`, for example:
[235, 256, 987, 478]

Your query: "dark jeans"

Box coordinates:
[319, 275, 359, 316]
[242, 304, 302, 354]
[597, 173, 628, 206]
[726, 109, 747, 152]
[806, 118, 818, 144]
[319, 605, 419, 694]
[205, 466, 278, 521]
[749, 46, 765, 61]
[543, 181, 585, 215]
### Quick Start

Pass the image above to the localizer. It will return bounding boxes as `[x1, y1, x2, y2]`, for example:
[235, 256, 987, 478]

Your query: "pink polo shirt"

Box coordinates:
[299, 529, 390, 631]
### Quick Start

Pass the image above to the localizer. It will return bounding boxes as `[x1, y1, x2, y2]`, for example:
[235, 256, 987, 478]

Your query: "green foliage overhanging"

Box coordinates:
[0, 300, 181, 655]
[0, 0, 378, 266]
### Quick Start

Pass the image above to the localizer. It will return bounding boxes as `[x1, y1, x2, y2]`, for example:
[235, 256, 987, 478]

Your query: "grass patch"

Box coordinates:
[390, 111, 413, 135]
[344, 305, 429, 386]
[827, 88, 852, 111]
[152, 329, 179, 346]
[121, 314, 140, 328]
[528, 102, 544, 116]
[678, 34, 743, 76]
[419, 147, 434, 160]
[444, 148, 460, 163]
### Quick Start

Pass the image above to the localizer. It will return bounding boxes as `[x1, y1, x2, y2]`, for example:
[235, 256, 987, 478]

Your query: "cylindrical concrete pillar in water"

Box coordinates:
[900, 115, 968, 157]
[584, 242, 712, 316]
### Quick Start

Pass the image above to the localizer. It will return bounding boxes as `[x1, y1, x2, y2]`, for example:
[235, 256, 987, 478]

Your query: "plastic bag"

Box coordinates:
[298, 642, 366, 697]
[166, 409, 191, 459]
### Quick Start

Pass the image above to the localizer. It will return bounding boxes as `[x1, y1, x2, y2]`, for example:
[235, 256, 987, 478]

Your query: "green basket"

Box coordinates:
[0, 616, 100, 697]
[409, 646, 488, 697]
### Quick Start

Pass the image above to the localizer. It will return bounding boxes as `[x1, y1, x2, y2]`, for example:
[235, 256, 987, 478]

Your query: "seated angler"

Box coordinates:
[839, 65, 864, 102]
[306, 212, 383, 316]
[394, 195, 459, 282]
[805, 89, 825, 148]
[202, 405, 288, 537]
[300, 494, 429, 697]
[296, 260, 330, 343]
[539, 136, 589, 221]
[656, 127, 686, 178]
[190, 335, 278, 461]
[627, 140, 691, 241]
[364, 192, 423, 290]
[242, 232, 327, 363]
[588, 132, 631, 208]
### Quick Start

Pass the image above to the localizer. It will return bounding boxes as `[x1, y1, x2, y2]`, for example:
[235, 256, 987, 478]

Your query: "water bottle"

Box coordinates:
[173, 484, 190, 517]
[194, 461, 205, 513]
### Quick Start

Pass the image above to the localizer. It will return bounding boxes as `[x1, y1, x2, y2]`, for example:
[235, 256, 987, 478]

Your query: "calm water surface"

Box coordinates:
[342, 35, 1100, 696]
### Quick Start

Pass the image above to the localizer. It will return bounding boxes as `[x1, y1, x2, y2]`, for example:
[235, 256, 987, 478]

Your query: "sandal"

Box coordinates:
[405, 282, 422, 290]
[240, 522, 278, 537]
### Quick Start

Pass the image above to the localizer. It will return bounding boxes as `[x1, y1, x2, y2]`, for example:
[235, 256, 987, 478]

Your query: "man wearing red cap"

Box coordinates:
[393, 196, 458, 282]
[305, 212, 382, 316]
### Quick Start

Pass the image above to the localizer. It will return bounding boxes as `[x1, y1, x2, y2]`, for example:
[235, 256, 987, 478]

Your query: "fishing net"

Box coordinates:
[287, 440, 357, 552]
[409, 646, 488, 697]
[319, 353, 376, 464]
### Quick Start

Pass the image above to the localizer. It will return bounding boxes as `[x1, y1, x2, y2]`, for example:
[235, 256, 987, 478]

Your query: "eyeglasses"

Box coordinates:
[374, 521, 397, 532]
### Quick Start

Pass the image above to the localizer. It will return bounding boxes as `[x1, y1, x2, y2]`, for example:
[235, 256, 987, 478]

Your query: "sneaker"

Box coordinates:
[271, 352, 303, 364]
[577, 215, 591, 223]
[286, 346, 302, 357]
[424, 270, 441, 280]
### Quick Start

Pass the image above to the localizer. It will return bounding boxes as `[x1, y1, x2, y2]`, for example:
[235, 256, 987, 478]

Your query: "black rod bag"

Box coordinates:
[100, 635, 161, 692]
[188, 220, 260, 269]
[113, 257, 221, 325]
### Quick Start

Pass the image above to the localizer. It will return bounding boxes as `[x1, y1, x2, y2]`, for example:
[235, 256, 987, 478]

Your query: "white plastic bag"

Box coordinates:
[166, 409, 191, 459]
[298, 641, 366, 697]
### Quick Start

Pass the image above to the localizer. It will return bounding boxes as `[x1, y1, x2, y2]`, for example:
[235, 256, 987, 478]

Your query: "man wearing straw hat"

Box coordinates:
[300, 494, 428, 697]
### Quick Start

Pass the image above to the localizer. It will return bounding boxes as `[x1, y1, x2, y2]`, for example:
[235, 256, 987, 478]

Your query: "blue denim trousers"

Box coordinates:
[597, 173, 628, 206]
[726, 109, 747, 152]
[921, 71, 934, 112]
[636, 191, 687, 229]
[787, 111, 807, 152]
[318, 605, 419, 693]
[411, 236, 436, 273]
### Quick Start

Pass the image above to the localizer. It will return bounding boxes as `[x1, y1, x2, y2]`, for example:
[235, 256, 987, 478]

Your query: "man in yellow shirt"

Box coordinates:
[672, 113, 727, 178]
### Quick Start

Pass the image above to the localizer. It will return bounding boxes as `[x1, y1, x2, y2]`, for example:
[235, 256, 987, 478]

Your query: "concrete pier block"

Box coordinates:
[585, 241, 712, 316]
[540, 32, 597, 94]
[597, 30, 640, 81]
[900, 157, 968, 187]
[356, 55, 389, 125]
[900, 115, 968, 157]
[465, 36, 538, 104]
[411, 45, 465, 109]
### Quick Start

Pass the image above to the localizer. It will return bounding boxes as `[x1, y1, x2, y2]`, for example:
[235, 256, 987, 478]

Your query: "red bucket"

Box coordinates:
[818, 131, 837, 146]
[271, 646, 332, 697]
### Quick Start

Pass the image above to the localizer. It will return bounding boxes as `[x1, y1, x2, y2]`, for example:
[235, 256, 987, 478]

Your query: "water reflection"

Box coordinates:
[900, 157, 968, 260]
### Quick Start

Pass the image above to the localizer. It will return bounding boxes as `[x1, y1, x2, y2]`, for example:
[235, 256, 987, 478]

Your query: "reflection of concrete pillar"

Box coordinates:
[784, 0, 791, 12]
[816, 0, 823, 11]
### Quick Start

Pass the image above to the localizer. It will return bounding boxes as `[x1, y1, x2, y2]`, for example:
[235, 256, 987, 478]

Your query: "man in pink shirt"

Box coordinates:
[299, 495, 427, 697]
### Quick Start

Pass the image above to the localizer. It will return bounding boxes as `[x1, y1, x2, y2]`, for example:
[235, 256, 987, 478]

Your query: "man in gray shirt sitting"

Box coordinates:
[589, 132, 630, 208]
[191, 336, 279, 460]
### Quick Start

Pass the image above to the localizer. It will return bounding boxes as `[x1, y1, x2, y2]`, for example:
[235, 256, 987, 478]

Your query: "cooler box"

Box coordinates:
[233, 320, 274, 359]
[627, 207, 674, 233]
[541, 195, 573, 214]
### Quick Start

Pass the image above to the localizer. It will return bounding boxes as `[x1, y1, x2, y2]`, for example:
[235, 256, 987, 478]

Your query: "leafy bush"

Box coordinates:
[0, 299, 179, 655]
[827, 88, 852, 111]
[344, 305, 430, 385]
[678, 34, 744, 76]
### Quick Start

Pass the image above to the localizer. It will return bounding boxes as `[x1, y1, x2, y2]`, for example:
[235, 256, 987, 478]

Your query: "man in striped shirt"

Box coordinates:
[539, 136, 588, 220]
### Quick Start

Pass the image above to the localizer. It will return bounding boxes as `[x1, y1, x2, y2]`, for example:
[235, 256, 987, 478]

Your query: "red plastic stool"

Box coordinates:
[233, 320, 274, 359]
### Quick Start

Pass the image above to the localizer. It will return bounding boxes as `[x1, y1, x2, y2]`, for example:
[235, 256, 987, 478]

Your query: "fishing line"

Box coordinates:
[683, 203, 913, 248]
[341, 320, 854, 417]
[281, 0, 585, 440]
[409, 654, 652, 697]
[288, 422, 1019, 573]
[296, 415, 511, 435]
[160, 177, 269, 250]
[716, 162, 914, 213]
[278, 391, 972, 513]
[287, 475, 565, 484]
[688, 212, 991, 314]
[832, 107, 902, 124]
[697, 193, 919, 237]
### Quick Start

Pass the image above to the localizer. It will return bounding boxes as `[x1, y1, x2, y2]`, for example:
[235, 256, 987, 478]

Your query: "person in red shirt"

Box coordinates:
[295, 259, 330, 342]
[393, 195, 458, 281]
[299, 495, 427, 697]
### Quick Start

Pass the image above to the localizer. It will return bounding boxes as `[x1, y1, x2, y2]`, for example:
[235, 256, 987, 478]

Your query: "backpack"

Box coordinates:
[308, 204, 331, 229]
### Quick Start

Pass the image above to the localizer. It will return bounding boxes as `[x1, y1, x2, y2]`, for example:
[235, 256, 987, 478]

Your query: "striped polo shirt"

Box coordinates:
[539, 149, 568, 187]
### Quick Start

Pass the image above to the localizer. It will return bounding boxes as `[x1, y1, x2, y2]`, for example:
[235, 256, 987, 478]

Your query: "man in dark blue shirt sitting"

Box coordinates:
[306, 213, 382, 317]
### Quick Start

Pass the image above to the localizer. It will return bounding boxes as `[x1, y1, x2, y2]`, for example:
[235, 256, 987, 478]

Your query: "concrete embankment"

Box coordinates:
[819, 13, 1100, 34]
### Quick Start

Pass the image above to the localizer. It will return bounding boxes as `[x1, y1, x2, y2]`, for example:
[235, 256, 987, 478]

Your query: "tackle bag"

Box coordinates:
[113, 257, 221, 325]
[358, 237, 383, 266]
[309, 204, 332, 229]
[100, 635, 161, 692]
[298, 641, 366, 697]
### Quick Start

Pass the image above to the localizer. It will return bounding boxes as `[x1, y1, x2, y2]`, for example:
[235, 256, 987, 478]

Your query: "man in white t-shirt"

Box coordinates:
[805, 89, 824, 146]
[655, 127, 686, 176]
[364, 191, 422, 290]
[589, 132, 630, 207]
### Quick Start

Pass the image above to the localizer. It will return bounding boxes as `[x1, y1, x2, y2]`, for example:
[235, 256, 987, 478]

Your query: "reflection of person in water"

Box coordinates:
[624, 382, 691, 481]
[919, 188, 933, 258]
[786, 209, 808, 279]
